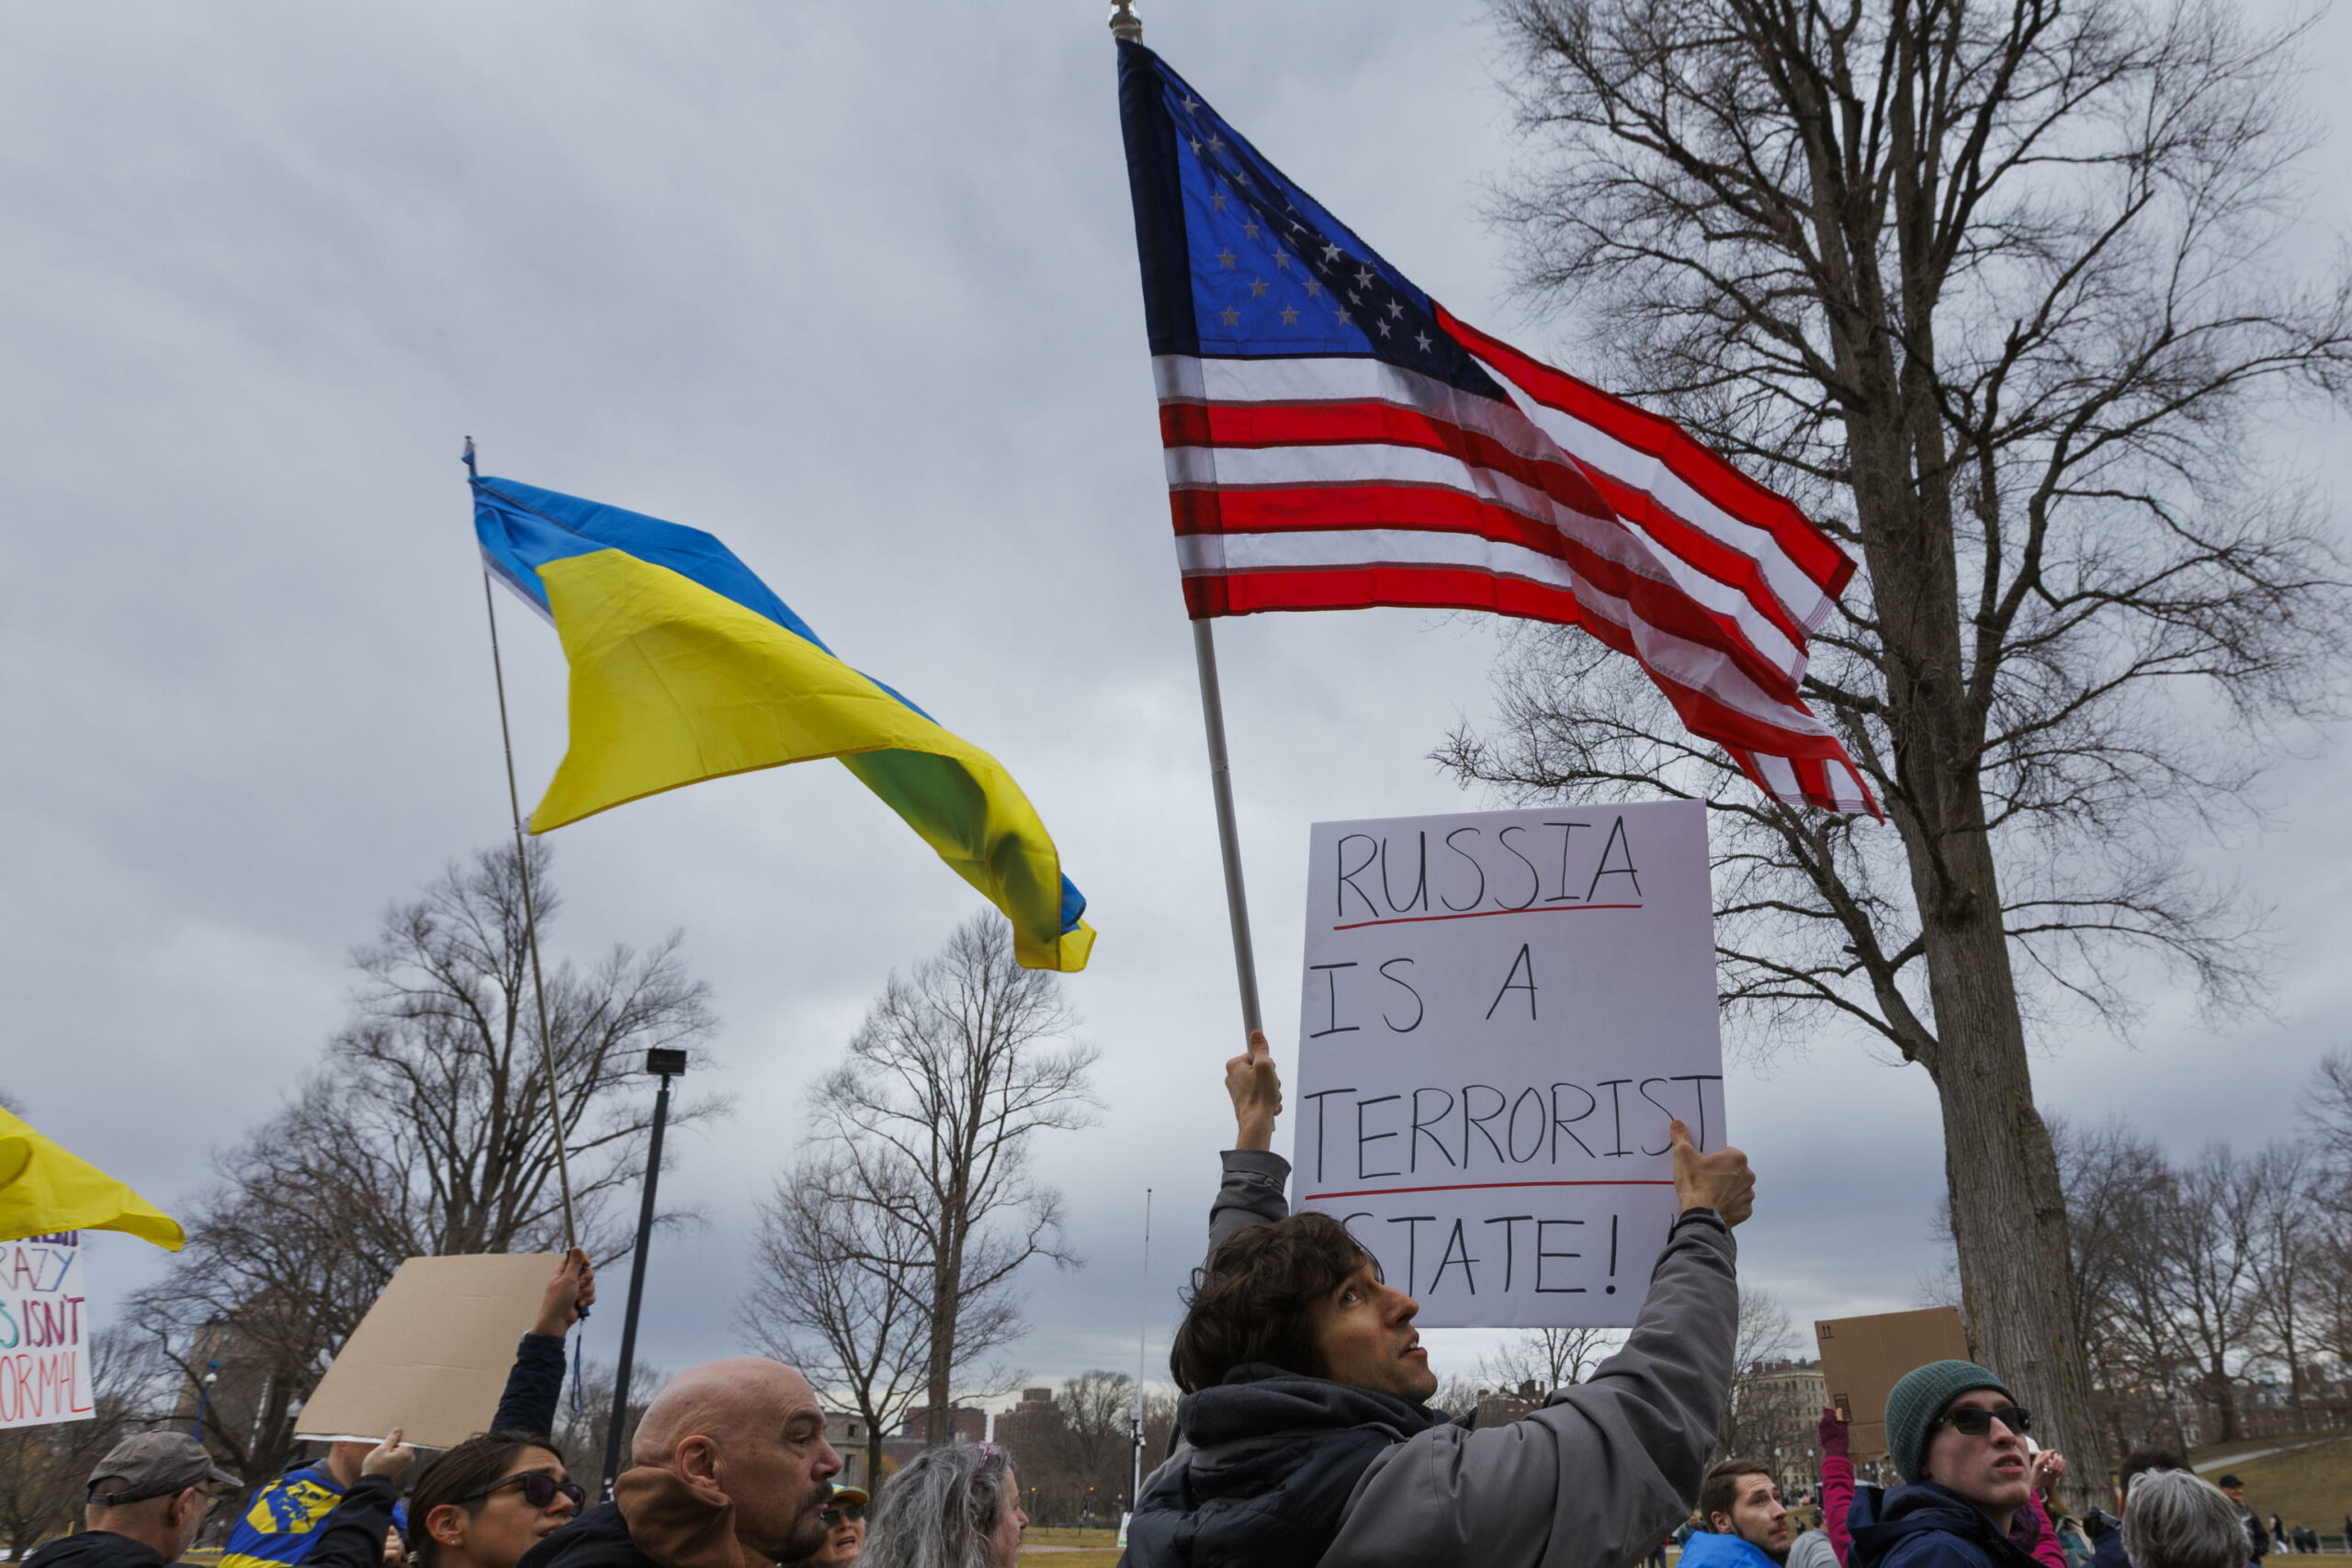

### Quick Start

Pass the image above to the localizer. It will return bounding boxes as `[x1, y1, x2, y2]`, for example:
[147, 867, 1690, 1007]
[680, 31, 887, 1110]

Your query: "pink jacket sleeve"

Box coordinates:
[1822, 1453, 1856, 1568]
[2025, 1495, 2067, 1568]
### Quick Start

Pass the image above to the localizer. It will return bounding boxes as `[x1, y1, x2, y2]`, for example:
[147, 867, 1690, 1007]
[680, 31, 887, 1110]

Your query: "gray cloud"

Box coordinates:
[5, 0, 2346, 1403]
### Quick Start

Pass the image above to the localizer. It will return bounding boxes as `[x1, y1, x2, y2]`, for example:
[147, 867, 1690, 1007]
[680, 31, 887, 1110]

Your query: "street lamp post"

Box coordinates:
[193, 1360, 220, 1445]
[600, 1047, 688, 1498]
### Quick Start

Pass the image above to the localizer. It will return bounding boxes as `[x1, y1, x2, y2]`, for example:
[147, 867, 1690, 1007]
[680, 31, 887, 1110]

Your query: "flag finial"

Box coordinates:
[463, 435, 479, 479]
[1108, 0, 1141, 41]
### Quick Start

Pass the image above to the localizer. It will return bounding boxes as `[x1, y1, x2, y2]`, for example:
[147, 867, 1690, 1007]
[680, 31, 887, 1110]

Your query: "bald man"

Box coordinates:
[516, 1358, 842, 1568]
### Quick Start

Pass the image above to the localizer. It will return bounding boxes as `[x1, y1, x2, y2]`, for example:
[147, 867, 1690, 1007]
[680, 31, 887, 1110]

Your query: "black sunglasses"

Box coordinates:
[1938, 1404, 2030, 1438]
[821, 1506, 867, 1525]
[458, 1472, 587, 1511]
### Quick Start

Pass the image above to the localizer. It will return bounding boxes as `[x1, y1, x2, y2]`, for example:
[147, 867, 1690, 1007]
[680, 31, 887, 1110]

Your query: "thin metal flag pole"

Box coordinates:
[1190, 620, 1263, 1034]
[469, 436, 582, 1248]
[1131, 1186, 1153, 1515]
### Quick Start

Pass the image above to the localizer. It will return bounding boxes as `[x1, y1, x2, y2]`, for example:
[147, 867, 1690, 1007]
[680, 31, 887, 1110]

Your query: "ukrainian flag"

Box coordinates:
[471, 473, 1094, 973]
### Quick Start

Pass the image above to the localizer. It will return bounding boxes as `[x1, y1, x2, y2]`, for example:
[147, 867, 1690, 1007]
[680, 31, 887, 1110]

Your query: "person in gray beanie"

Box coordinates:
[1848, 1361, 2065, 1568]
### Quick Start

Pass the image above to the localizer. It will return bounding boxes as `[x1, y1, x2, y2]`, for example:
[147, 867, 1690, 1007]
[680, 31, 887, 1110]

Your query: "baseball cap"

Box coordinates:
[824, 1483, 870, 1511]
[87, 1433, 242, 1506]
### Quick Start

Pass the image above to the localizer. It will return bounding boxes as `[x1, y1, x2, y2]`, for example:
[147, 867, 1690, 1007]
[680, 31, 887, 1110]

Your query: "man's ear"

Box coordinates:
[674, 1435, 721, 1486]
[1708, 1513, 1732, 1536]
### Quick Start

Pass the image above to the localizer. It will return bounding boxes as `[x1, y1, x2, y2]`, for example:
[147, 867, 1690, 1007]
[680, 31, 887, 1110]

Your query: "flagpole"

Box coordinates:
[1190, 620, 1263, 1035]
[468, 437, 582, 1248]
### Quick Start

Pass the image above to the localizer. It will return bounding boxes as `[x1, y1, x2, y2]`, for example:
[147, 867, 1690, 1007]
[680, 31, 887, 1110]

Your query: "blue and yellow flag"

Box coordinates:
[471, 473, 1093, 972]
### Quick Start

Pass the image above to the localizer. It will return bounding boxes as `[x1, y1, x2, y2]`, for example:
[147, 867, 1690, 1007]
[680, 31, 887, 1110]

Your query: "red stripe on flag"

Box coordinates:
[1167, 483, 1801, 703]
[1185, 563, 1854, 761]
[1436, 306, 1857, 601]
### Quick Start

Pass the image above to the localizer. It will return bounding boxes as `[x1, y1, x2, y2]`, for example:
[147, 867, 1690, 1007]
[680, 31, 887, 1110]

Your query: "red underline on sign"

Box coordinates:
[1302, 1179, 1676, 1200]
[1331, 903, 1645, 931]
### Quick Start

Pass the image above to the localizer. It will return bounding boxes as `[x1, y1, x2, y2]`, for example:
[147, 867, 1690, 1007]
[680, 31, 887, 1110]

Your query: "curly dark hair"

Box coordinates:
[1168, 1213, 1375, 1393]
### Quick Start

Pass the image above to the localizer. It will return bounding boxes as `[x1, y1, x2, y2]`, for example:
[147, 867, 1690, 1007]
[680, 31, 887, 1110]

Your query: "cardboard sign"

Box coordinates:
[1814, 1306, 1972, 1460]
[295, 1254, 560, 1450]
[1293, 803, 1722, 1328]
[0, 1233, 95, 1429]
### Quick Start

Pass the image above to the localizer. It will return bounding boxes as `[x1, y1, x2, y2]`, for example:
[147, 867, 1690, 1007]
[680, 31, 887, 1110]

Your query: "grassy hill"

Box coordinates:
[2194, 1437, 2352, 1537]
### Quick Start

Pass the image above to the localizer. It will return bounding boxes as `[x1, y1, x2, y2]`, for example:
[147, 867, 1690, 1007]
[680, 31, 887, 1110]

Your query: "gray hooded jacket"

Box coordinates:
[1136, 1147, 1738, 1568]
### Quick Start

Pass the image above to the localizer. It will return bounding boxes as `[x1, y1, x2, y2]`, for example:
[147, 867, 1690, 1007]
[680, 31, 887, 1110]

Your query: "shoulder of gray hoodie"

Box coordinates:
[1198, 1147, 1740, 1568]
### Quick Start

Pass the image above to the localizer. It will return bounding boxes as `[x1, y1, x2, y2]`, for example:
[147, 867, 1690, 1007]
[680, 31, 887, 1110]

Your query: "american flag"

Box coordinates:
[1114, 40, 1877, 817]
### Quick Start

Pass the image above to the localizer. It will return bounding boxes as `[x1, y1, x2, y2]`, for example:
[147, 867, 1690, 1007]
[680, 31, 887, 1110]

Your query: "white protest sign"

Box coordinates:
[1293, 802, 1721, 1327]
[0, 1232, 96, 1429]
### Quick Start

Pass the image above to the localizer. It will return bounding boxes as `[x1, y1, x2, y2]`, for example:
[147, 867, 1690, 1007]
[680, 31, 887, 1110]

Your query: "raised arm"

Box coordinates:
[1819, 1407, 1856, 1567]
[1207, 1030, 1291, 1256]
[491, 1247, 597, 1438]
[1320, 1122, 1754, 1568]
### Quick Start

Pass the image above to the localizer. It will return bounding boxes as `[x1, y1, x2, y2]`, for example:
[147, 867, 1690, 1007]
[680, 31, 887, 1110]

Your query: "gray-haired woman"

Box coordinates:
[2122, 1472, 2253, 1568]
[862, 1444, 1030, 1568]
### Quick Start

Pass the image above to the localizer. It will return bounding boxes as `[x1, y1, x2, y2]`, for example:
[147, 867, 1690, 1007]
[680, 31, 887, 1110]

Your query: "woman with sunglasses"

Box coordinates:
[404, 1432, 586, 1568]
[1849, 1361, 2068, 1568]
[806, 1483, 870, 1568]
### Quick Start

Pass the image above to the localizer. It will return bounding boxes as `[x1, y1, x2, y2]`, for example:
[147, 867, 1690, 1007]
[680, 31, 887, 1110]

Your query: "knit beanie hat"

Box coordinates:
[1885, 1359, 2014, 1485]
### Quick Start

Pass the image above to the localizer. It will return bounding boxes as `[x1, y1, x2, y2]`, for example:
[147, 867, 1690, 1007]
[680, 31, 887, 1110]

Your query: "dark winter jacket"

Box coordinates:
[1850, 1483, 2046, 1568]
[1121, 1149, 1740, 1568]
[1124, 1367, 1458, 1568]
[492, 1333, 571, 1439]
[514, 1502, 662, 1568]
[24, 1530, 172, 1568]
[2083, 1510, 2130, 1568]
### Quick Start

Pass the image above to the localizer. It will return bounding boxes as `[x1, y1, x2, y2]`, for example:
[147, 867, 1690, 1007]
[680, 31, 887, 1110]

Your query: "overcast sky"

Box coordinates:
[6, 0, 2350, 1408]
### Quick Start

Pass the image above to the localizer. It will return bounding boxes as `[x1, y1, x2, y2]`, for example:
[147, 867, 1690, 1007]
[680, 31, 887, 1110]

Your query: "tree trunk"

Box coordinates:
[1845, 337, 2112, 1509]
[923, 1245, 961, 1447]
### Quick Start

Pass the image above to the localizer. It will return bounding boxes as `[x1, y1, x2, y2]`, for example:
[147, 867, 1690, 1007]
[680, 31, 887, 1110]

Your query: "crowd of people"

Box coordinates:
[16, 1034, 2331, 1568]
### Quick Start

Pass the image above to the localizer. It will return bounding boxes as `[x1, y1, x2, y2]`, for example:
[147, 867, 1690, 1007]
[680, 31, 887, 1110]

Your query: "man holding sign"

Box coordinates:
[1122, 1026, 1752, 1568]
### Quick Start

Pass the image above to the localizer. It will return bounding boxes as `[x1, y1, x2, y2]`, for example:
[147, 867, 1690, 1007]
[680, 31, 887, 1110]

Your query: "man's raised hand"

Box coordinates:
[1669, 1119, 1755, 1226]
[362, 1429, 414, 1479]
[1225, 1030, 1283, 1152]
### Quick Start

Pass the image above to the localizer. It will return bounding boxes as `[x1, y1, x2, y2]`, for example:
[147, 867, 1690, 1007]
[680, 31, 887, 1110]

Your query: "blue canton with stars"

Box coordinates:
[1116, 39, 1508, 401]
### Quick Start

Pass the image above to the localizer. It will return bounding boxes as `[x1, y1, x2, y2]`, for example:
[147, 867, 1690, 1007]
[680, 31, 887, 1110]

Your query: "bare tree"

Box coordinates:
[1479, 1325, 1625, 1393]
[549, 1353, 668, 1484]
[737, 1152, 933, 1490]
[812, 913, 1100, 1447]
[125, 840, 721, 1487]
[2160, 1143, 2264, 1442]
[1451, 0, 2352, 1492]
[2241, 1140, 2320, 1429]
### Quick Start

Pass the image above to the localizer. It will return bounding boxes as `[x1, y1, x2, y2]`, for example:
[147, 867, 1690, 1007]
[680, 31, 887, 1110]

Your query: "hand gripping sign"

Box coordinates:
[1294, 802, 1722, 1328]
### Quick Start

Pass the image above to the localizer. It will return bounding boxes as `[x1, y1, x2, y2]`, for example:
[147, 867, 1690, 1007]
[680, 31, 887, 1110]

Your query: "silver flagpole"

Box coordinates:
[469, 437, 582, 1248]
[1190, 622, 1263, 1034]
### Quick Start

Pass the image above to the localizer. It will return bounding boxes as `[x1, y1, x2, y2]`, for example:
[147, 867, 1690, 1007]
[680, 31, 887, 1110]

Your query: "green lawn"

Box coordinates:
[2193, 1436, 2352, 1539]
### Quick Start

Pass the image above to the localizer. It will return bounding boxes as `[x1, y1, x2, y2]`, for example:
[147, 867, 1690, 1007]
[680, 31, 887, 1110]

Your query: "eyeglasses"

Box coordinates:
[820, 1507, 867, 1525]
[1936, 1404, 2031, 1438]
[458, 1472, 587, 1511]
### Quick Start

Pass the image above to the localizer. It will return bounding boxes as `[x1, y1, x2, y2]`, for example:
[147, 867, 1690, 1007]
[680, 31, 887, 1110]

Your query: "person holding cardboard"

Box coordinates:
[1120, 1030, 1752, 1568]
[1848, 1361, 2063, 1568]
[226, 1249, 595, 1568]
[515, 1358, 843, 1568]
[24, 1433, 243, 1568]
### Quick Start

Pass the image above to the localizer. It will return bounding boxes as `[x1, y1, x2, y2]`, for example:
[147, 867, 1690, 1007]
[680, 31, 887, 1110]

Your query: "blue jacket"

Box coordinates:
[1680, 1531, 1788, 1568]
[1850, 1484, 2045, 1568]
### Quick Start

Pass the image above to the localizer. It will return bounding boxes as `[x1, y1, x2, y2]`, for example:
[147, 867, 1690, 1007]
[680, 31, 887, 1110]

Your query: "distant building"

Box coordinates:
[824, 1412, 873, 1488]
[899, 1404, 989, 1445]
